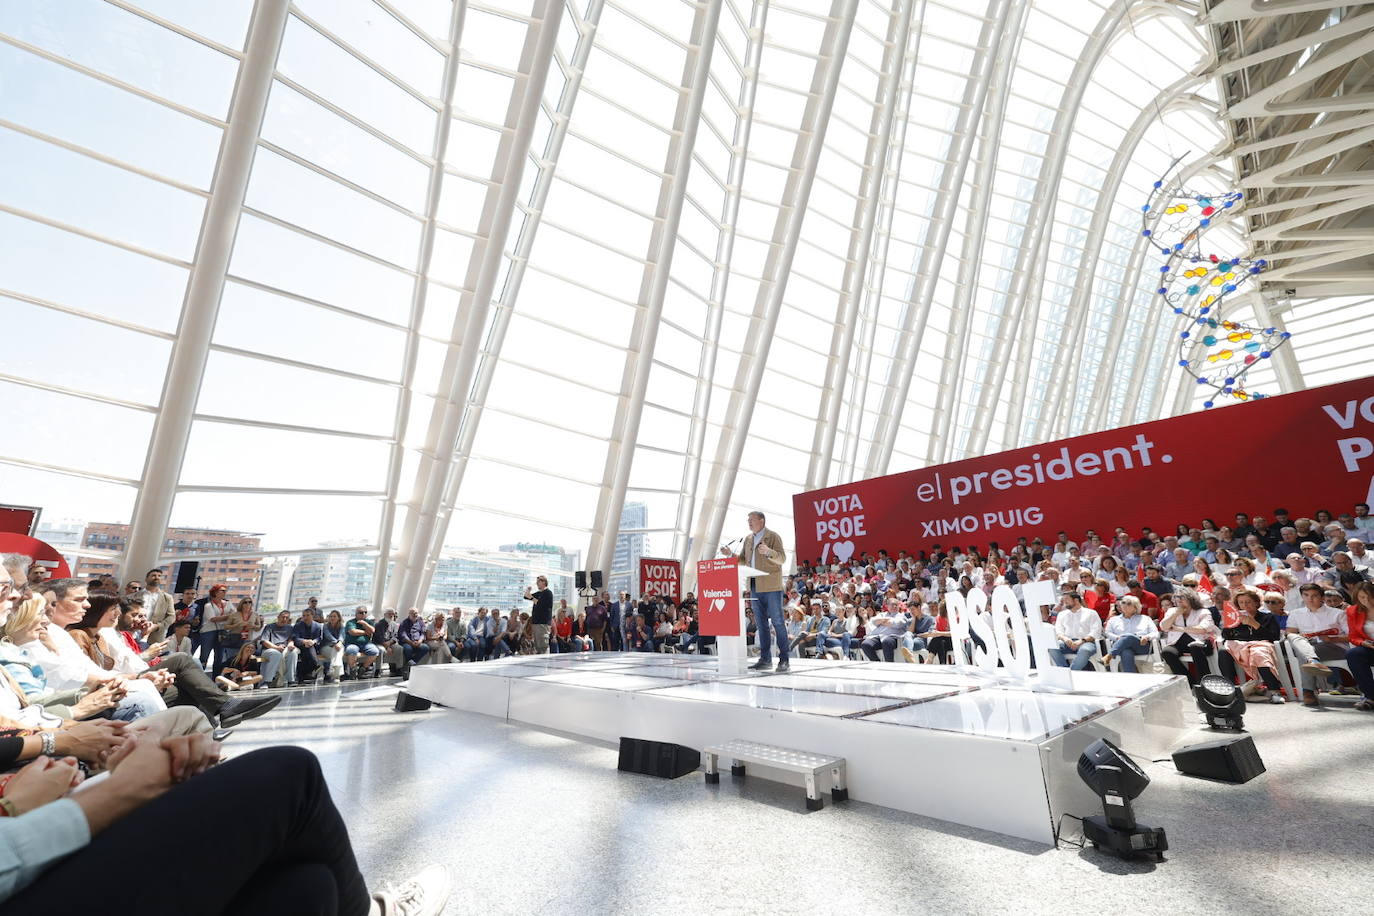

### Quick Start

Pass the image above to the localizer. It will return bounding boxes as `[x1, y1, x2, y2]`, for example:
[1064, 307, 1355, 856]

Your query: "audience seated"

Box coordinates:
[258, 610, 299, 687]
[1159, 588, 1218, 685]
[371, 608, 406, 676]
[343, 607, 381, 679]
[319, 610, 346, 684]
[291, 608, 327, 685]
[397, 608, 429, 668]
[1102, 595, 1158, 671]
[423, 612, 452, 664]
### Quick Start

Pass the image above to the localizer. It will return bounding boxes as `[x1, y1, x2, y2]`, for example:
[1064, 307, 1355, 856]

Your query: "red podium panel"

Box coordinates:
[696, 557, 741, 637]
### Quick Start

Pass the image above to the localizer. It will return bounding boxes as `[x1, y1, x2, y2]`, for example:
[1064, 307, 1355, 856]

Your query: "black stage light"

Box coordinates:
[1194, 674, 1246, 730]
[1076, 738, 1168, 861]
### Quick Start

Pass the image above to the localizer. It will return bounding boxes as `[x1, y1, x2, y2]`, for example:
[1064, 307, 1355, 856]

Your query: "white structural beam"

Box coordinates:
[674, 0, 771, 569]
[836, 0, 923, 484]
[370, 0, 468, 614]
[390, 0, 564, 611]
[587, 0, 723, 577]
[999, 0, 1144, 449]
[1046, 79, 1212, 441]
[805, 0, 915, 491]
[862, 0, 1010, 480]
[927, 0, 1025, 465]
[1248, 293, 1304, 391]
[412, 0, 607, 604]
[121, 0, 290, 581]
[692, 0, 860, 564]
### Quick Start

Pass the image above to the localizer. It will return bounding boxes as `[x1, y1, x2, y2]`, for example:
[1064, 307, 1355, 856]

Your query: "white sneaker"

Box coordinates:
[1268, 692, 1286, 704]
[373, 864, 451, 916]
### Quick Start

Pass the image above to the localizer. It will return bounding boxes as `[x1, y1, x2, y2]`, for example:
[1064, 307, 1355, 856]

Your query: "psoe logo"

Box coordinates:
[811, 493, 866, 563]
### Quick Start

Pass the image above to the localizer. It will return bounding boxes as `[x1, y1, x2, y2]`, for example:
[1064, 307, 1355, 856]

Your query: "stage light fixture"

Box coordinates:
[1194, 674, 1246, 730]
[1076, 738, 1168, 861]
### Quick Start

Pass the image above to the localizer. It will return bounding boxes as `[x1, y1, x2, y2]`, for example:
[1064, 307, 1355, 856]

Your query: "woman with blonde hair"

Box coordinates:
[1, 596, 121, 722]
[217, 642, 264, 690]
[424, 611, 453, 664]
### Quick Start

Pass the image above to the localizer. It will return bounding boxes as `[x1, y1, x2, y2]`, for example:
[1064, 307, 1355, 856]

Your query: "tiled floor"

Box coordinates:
[229, 674, 1373, 916]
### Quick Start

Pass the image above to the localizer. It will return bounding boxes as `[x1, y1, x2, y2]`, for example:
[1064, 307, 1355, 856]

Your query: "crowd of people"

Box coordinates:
[777, 503, 1374, 710]
[0, 556, 450, 913]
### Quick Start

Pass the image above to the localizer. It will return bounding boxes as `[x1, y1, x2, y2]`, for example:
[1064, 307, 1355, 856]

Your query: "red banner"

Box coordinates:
[0, 533, 72, 580]
[0, 505, 40, 536]
[696, 557, 741, 636]
[638, 556, 681, 601]
[793, 375, 1374, 562]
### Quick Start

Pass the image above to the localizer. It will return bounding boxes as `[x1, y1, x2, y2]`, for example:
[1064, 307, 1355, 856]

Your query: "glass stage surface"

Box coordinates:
[408, 653, 1193, 844]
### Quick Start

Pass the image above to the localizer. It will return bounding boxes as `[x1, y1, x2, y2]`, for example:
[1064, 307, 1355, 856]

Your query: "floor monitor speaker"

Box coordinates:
[1172, 734, 1265, 783]
[617, 737, 699, 779]
[394, 691, 432, 712]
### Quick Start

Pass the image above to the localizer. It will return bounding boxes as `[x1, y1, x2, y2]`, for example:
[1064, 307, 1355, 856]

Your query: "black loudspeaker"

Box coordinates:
[617, 737, 699, 779]
[172, 561, 199, 593]
[394, 691, 432, 712]
[575, 570, 588, 590]
[590, 570, 603, 589]
[1172, 734, 1265, 783]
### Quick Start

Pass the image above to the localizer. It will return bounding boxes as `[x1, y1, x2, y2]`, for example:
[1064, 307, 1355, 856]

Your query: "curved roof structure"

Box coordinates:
[1, 0, 1368, 607]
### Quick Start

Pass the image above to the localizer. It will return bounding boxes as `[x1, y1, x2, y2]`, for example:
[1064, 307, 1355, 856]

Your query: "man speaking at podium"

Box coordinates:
[720, 511, 789, 672]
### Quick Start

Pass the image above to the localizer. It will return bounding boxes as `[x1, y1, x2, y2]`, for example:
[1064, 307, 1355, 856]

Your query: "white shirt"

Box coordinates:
[1286, 605, 1345, 637]
[100, 627, 149, 676]
[1162, 607, 1217, 646]
[1055, 607, 1102, 642]
[20, 626, 102, 692]
[1105, 613, 1158, 642]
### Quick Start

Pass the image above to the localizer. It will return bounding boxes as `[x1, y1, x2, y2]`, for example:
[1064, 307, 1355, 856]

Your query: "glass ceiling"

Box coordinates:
[1, 0, 1363, 608]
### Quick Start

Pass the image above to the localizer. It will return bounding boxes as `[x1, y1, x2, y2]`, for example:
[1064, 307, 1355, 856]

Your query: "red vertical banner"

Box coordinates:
[638, 557, 681, 601]
[696, 557, 741, 636]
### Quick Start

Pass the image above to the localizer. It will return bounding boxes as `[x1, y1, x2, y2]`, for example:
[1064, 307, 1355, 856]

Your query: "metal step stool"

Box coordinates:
[703, 739, 848, 811]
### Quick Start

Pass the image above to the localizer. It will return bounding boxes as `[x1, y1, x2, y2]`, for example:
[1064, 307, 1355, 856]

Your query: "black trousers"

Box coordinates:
[297, 645, 322, 681]
[1161, 634, 1213, 685]
[928, 636, 954, 663]
[157, 651, 228, 716]
[6, 746, 370, 916]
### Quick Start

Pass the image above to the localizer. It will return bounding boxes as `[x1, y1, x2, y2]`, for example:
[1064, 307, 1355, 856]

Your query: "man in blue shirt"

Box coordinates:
[398, 608, 430, 667]
[464, 607, 491, 661]
[291, 608, 325, 684]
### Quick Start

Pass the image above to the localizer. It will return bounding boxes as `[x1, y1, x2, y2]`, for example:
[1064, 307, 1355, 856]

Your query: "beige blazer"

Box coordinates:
[740, 528, 787, 593]
[145, 590, 176, 643]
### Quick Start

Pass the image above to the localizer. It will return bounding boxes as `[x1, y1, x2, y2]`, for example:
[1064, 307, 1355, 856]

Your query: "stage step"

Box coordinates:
[703, 738, 848, 811]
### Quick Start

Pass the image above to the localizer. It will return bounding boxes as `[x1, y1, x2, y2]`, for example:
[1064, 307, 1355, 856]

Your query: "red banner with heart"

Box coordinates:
[793, 374, 1374, 562]
[696, 556, 741, 636]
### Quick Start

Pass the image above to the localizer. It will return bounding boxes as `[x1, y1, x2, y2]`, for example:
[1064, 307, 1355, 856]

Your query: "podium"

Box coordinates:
[697, 557, 764, 676]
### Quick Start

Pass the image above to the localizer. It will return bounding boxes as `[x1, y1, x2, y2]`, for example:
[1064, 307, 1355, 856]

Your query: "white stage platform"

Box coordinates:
[407, 653, 1193, 845]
